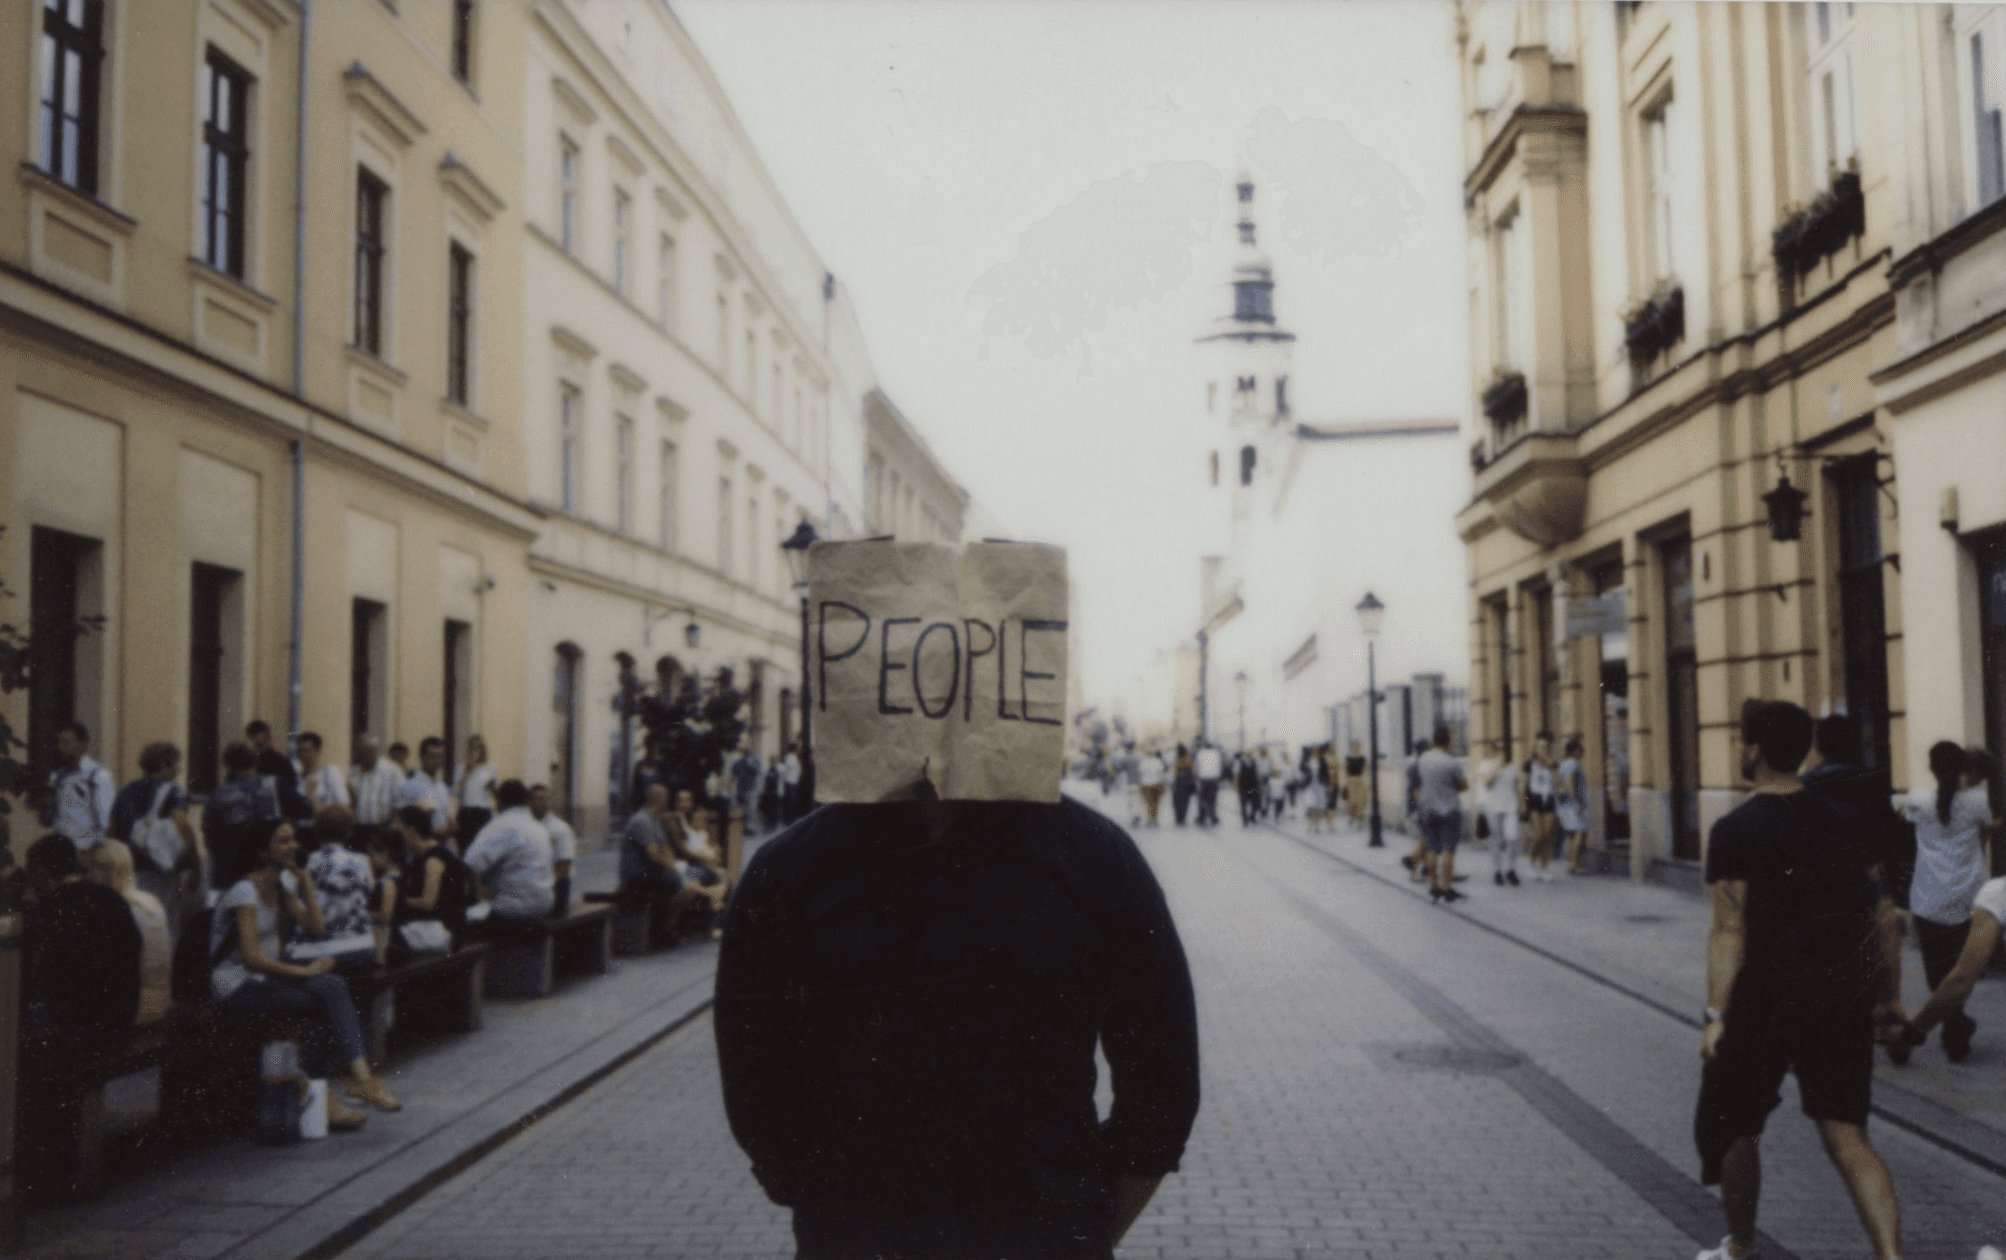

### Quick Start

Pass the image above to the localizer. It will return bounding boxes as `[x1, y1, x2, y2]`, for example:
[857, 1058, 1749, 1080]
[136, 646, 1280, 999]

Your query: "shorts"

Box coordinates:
[1418, 810, 1462, 854]
[1694, 999, 1873, 1184]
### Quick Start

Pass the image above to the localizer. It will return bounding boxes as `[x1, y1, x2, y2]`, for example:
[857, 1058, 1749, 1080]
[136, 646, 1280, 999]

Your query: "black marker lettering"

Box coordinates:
[962, 618, 996, 721]
[817, 601, 871, 713]
[913, 621, 961, 719]
[995, 618, 1020, 721]
[877, 617, 919, 715]
[1020, 619, 1067, 726]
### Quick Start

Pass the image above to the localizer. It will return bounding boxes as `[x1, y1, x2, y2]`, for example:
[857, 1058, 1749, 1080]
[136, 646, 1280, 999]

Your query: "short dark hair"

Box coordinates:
[529, 783, 549, 795]
[365, 826, 406, 863]
[388, 742, 410, 760]
[1740, 700, 1814, 773]
[1535, 730, 1553, 743]
[494, 779, 531, 811]
[314, 805, 355, 848]
[1563, 735, 1584, 757]
[1433, 724, 1452, 748]
[296, 731, 323, 752]
[139, 741, 181, 776]
[246, 817, 291, 861]
[26, 834, 81, 881]
[418, 737, 445, 756]
[246, 720, 271, 738]
[221, 741, 257, 773]
[59, 720, 89, 744]
[1813, 715, 1861, 766]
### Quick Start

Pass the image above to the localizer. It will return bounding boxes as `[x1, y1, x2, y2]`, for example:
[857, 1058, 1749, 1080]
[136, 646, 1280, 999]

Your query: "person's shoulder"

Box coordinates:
[220, 878, 259, 908]
[1975, 875, 2006, 922]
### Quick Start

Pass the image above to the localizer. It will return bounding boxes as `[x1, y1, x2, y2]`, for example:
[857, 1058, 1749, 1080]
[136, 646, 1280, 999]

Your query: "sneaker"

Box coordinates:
[346, 1078, 403, 1112]
[327, 1096, 369, 1131]
[1694, 1237, 1759, 1260]
[1505, 870, 1521, 886]
[1494, 872, 1505, 886]
[1400, 855, 1415, 873]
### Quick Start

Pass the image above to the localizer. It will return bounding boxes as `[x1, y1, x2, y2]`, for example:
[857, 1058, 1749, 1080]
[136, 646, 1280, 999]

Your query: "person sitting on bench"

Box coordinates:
[462, 780, 555, 937]
[211, 818, 403, 1128]
[668, 788, 729, 925]
[620, 785, 688, 913]
[389, 806, 471, 956]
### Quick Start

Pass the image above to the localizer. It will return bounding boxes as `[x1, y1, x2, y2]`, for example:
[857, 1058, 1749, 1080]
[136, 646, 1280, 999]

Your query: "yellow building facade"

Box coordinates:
[1457, 2, 1907, 882]
[4, 0, 536, 794]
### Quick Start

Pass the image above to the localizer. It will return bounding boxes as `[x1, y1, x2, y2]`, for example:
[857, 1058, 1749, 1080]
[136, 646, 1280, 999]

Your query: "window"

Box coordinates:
[718, 477, 734, 574]
[744, 328, 756, 399]
[559, 137, 579, 253]
[613, 189, 631, 296]
[1659, 535, 1700, 861]
[1644, 100, 1675, 282]
[189, 562, 243, 794]
[39, 0, 105, 195]
[447, 242, 474, 405]
[659, 441, 678, 550]
[1495, 206, 1532, 370]
[1807, 2, 1857, 181]
[1592, 560, 1630, 842]
[1239, 444, 1256, 487]
[716, 291, 729, 372]
[451, 0, 476, 84]
[551, 643, 581, 818]
[1532, 586, 1560, 736]
[616, 414, 635, 532]
[657, 234, 677, 328]
[1208, 450, 1219, 487]
[748, 494, 761, 588]
[559, 383, 581, 511]
[1970, 17, 2006, 209]
[1491, 598, 1513, 759]
[443, 620, 472, 782]
[29, 528, 106, 787]
[772, 364, 782, 425]
[354, 169, 387, 355]
[201, 49, 253, 278]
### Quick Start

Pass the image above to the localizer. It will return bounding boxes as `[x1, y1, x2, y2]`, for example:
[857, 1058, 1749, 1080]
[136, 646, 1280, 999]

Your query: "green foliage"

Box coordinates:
[626, 658, 746, 810]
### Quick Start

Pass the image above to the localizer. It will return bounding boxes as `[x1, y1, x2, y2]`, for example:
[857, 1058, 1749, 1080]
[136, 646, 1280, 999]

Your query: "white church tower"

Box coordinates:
[1197, 178, 1297, 527]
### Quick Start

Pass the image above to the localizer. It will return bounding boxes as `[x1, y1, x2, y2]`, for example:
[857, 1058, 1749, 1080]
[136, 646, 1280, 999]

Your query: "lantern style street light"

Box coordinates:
[1356, 591, 1386, 848]
[781, 520, 819, 813]
[1763, 474, 1809, 542]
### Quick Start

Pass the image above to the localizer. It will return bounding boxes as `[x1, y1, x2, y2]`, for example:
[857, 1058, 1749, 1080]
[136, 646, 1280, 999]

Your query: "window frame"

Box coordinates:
[354, 167, 388, 355]
[612, 186, 631, 297]
[657, 233, 677, 329]
[1643, 96, 1676, 285]
[616, 412, 635, 533]
[39, 0, 107, 196]
[559, 382, 582, 513]
[658, 440, 679, 551]
[200, 46, 254, 279]
[718, 475, 734, 575]
[451, 0, 476, 85]
[1960, 8, 2006, 213]
[558, 134, 580, 254]
[1804, 2, 1858, 184]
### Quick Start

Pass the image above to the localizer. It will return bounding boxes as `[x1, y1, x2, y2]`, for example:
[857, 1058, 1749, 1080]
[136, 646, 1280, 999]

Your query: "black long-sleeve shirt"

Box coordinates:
[715, 798, 1199, 1255]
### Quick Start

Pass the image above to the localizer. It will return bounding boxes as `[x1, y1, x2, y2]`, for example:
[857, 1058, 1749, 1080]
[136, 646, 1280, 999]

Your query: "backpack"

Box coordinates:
[132, 782, 183, 874]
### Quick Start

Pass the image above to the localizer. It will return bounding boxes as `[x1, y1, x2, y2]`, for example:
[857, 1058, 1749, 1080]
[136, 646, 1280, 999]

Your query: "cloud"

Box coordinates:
[965, 160, 1223, 367]
[1242, 105, 1426, 266]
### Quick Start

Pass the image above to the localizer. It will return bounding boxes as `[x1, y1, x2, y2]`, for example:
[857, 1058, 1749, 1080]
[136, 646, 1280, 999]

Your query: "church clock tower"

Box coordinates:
[1198, 177, 1297, 511]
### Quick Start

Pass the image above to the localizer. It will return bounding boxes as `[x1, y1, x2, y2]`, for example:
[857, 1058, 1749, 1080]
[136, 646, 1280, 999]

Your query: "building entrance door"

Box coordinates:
[1977, 531, 2006, 873]
[1660, 536, 1700, 862]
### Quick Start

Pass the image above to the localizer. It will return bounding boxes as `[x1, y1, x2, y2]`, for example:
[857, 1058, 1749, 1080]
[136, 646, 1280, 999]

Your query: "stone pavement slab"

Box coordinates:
[14, 846, 728, 1260]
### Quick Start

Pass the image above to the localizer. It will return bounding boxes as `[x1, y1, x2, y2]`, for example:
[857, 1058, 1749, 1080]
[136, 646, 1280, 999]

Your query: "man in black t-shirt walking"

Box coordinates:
[1693, 700, 1905, 1260]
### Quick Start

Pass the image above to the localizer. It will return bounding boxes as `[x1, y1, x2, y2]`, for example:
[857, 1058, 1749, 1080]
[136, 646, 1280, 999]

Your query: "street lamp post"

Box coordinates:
[1356, 591, 1386, 848]
[1234, 671, 1248, 752]
[781, 521, 820, 814]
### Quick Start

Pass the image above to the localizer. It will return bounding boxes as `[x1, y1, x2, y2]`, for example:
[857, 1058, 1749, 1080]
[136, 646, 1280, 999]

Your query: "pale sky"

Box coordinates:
[673, 0, 1473, 722]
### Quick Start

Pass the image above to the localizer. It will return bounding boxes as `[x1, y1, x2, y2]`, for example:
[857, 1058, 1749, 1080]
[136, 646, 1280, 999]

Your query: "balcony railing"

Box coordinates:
[1623, 283, 1684, 382]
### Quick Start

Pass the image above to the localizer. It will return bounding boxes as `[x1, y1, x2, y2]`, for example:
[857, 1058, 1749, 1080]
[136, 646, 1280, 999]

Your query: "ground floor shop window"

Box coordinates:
[1975, 531, 2006, 856]
[552, 643, 581, 820]
[1833, 457, 1893, 770]
[1592, 559, 1630, 842]
[189, 562, 243, 793]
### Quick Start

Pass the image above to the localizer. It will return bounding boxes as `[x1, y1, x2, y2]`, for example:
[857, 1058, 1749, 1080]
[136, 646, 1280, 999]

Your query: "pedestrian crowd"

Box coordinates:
[18, 717, 739, 1163]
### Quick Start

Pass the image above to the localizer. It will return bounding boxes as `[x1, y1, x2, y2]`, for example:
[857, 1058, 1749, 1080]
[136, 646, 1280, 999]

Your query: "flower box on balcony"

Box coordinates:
[1772, 168, 1864, 280]
[1480, 370, 1527, 429]
[1623, 283, 1685, 368]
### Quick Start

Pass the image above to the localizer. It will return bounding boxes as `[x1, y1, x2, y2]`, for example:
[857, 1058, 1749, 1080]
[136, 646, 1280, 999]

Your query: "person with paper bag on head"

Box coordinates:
[715, 541, 1200, 1260]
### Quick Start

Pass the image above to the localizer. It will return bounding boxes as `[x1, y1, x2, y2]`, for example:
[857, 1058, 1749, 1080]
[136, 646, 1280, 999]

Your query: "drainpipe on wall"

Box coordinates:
[287, 0, 311, 738]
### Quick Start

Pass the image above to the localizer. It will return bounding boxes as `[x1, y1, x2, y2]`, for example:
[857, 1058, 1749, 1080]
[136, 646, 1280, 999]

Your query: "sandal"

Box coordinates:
[346, 1078, 403, 1112]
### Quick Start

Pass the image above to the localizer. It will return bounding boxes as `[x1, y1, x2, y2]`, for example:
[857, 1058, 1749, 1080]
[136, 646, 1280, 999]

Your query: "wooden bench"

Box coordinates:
[345, 945, 488, 1067]
[19, 1023, 179, 1199]
[584, 887, 721, 954]
[479, 906, 613, 999]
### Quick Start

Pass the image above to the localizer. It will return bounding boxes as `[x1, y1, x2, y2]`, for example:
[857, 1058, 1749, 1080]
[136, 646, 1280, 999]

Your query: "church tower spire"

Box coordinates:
[1197, 175, 1299, 510]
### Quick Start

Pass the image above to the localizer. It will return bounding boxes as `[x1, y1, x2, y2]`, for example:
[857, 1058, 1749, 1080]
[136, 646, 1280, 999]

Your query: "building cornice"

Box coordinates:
[1463, 105, 1587, 202]
[0, 261, 543, 541]
[438, 153, 506, 224]
[1885, 194, 2006, 292]
[343, 62, 427, 149]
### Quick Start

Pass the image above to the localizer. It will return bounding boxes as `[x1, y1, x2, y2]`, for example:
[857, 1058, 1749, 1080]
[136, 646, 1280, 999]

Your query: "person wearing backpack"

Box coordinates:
[108, 742, 204, 923]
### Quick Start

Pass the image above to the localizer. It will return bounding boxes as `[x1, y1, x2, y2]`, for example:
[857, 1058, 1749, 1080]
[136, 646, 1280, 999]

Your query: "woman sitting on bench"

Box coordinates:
[391, 806, 471, 955]
[210, 818, 403, 1130]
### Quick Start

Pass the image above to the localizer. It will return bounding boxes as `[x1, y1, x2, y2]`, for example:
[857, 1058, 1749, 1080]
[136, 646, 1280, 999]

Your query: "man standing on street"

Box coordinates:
[398, 737, 456, 847]
[1414, 726, 1467, 904]
[295, 732, 350, 814]
[349, 736, 404, 833]
[46, 722, 116, 854]
[1194, 739, 1223, 827]
[1694, 699, 1905, 1260]
[716, 791, 1200, 1260]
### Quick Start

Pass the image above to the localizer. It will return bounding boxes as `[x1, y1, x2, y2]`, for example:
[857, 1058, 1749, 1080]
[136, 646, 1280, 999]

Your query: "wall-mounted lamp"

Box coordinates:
[1762, 474, 1809, 542]
[645, 604, 700, 648]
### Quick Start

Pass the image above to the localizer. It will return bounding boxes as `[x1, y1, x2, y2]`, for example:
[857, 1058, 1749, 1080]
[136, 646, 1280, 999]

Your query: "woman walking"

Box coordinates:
[1521, 734, 1559, 882]
[1475, 739, 1520, 886]
[1558, 736, 1591, 874]
[1901, 741, 1992, 1061]
[1170, 745, 1196, 827]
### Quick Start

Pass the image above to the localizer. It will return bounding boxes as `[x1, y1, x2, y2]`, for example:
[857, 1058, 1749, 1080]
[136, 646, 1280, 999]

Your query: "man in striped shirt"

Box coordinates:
[349, 736, 404, 829]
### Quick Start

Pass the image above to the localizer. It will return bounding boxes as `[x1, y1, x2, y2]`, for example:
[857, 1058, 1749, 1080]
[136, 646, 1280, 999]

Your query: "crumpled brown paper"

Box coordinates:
[810, 540, 1067, 803]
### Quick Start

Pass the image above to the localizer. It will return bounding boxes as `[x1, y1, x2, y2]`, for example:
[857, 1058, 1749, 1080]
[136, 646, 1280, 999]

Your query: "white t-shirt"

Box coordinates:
[209, 873, 299, 1001]
[1478, 758, 1520, 813]
[463, 808, 555, 920]
[1973, 876, 2006, 928]
[1138, 756, 1165, 787]
[539, 811, 578, 863]
[300, 762, 351, 810]
[1194, 747, 1223, 780]
[1903, 786, 1993, 924]
[457, 764, 497, 810]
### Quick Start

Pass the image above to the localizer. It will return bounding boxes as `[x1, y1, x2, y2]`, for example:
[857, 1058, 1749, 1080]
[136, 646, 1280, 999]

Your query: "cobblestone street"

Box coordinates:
[339, 797, 2006, 1260]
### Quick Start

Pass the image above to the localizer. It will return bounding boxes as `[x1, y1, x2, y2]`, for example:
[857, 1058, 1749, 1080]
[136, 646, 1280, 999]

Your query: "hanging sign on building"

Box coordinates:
[1564, 590, 1627, 640]
[809, 539, 1068, 803]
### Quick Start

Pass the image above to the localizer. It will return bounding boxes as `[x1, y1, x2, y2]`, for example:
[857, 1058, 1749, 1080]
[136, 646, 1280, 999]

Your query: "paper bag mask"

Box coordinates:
[810, 540, 1067, 803]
